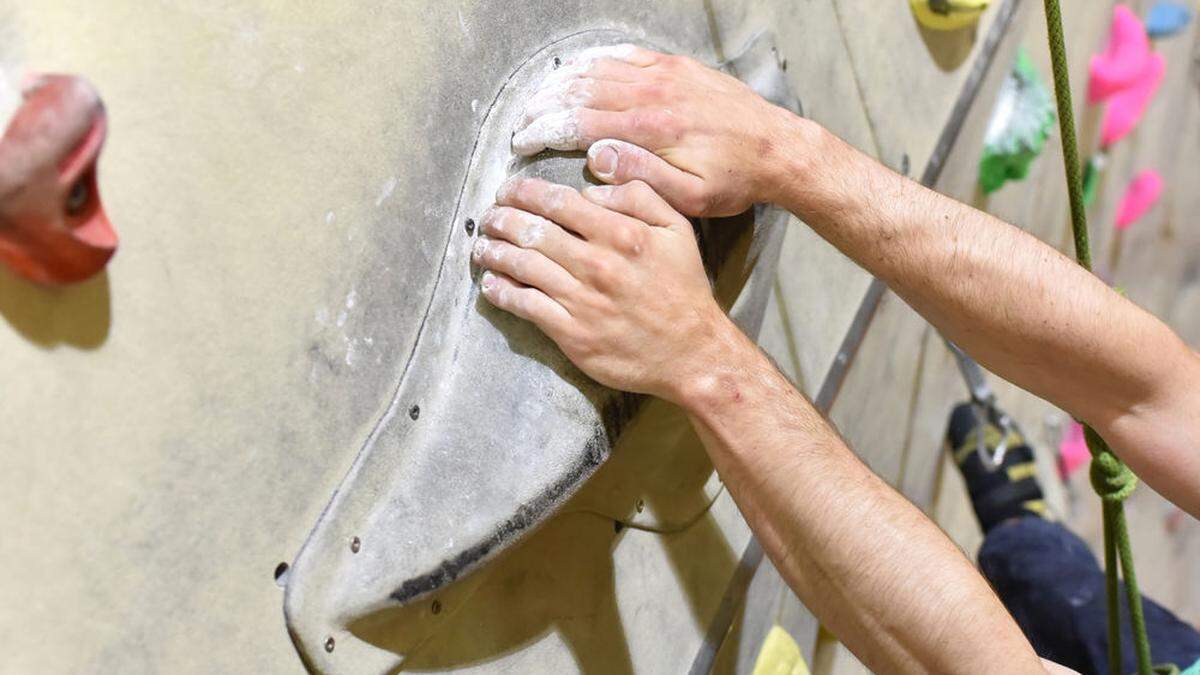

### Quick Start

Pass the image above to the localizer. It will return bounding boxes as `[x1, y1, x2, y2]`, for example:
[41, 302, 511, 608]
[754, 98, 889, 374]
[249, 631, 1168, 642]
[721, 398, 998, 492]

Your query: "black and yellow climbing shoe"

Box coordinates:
[946, 402, 1047, 533]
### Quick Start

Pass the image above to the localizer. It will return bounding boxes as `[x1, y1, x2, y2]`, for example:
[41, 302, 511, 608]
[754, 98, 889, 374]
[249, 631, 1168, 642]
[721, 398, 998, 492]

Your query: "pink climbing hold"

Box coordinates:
[1058, 421, 1090, 480]
[1089, 5, 1153, 103]
[1115, 169, 1163, 230]
[1088, 5, 1165, 148]
[1101, 51, 1164, 147]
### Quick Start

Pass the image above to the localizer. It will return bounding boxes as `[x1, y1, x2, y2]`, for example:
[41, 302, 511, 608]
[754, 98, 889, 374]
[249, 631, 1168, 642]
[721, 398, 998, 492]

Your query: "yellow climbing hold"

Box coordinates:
[911, 0, 990, 31]
[752, 625, 811, 675]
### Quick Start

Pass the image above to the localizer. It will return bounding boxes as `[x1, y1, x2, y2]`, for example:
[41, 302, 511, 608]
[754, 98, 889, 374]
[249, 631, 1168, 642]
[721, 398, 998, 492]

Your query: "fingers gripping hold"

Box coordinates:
[583, 181, 688, 232]
[496, 177, 609, 241]
[586, 139, 706, 217]
[513, 108, 674, 157]
[511, 45, 665, 156]
[481, 206, 590, 278]
[472, 236, 578, 298]
[512, 109, 584, 156]
[479, 270, 572, 336]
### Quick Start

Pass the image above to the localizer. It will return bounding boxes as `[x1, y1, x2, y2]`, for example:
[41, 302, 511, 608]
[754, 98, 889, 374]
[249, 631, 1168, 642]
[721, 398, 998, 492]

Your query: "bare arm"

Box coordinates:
[679, 320, 1046, 673]
[511, 44, 1200, 519]
[773, 127, 1200, 518]
[470, 174, 1049, 672]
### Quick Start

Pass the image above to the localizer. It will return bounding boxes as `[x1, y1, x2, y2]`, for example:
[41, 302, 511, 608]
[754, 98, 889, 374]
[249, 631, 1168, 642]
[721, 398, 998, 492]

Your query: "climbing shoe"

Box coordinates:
[946, 402, 1048, 533]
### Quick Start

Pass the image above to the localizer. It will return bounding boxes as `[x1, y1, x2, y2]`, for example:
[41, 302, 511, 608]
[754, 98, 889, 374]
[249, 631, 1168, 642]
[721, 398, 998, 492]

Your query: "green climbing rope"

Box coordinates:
[1042, 1, 1154, 673]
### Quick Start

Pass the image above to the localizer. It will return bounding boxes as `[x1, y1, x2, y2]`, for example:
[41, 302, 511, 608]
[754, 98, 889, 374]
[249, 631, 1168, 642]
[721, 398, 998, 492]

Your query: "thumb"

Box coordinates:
[587, 139, 707, 216]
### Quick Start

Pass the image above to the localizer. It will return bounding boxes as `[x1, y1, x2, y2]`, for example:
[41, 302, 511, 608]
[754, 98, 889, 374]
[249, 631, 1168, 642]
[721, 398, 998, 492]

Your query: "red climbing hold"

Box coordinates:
[0, 73, 116, 285]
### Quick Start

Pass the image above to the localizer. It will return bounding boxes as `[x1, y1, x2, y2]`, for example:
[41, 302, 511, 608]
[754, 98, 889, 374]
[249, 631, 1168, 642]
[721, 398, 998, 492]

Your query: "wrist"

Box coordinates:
[663, 311, 768, 413]
[762, 115, 872, 228]
[758, 112, 825, 208]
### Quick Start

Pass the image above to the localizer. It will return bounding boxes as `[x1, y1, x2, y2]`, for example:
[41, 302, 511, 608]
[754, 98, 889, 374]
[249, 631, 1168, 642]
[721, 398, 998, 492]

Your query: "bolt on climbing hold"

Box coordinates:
[409, 405, 420, 421]
[324, 636, 335, 653]
[350, 536, 362, 554]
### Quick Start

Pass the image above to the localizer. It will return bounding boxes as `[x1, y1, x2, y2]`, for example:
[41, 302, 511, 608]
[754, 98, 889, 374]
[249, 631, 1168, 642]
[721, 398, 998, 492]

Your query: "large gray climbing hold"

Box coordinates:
[283, 29, 799, 672]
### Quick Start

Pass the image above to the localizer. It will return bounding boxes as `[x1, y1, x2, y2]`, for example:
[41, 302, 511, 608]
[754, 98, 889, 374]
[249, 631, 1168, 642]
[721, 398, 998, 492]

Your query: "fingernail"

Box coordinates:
[472, 237, 488, 260]
[589, 143, 618, 177]
[480, 271, 496, 292]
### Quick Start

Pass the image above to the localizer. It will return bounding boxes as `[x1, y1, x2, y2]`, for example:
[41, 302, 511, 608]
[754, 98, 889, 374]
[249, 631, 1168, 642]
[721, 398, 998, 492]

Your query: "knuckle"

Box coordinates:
[567, 332, 594, 359]
[509, 289, 530, 315]
[684, 189, 710, 216]
[547, 184, 579, 217]
[505, 177, 535, 204]
[586, 255, 614, 287]
[631, 109, 663, 134]
[662, 54, 692, 73]
[610, 227, 638, 256]
[567, 78, 594, 102]
[480, 209, 502, 235]
[624, 230, 647, 257]
[659, 110, 683, 138]
[485, 241, 508, 265]
[627, 180, 656, 201]
[507, 248, 528, 276]
[641, 80, 667, 102]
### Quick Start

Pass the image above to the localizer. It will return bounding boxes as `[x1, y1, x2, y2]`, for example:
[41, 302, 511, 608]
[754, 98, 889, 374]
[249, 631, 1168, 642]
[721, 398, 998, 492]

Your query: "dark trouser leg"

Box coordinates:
[978, 516, 1200, 674]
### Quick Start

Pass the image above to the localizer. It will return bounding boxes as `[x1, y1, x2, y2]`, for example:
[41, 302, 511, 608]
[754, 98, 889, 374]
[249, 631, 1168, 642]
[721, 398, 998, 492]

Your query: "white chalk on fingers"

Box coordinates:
[563, 44, 644, 67]
[519, 78, 592, 129]
[583, 185, 615, 201]
[516, 219, 546, 247]
[512, 109, 583, 156]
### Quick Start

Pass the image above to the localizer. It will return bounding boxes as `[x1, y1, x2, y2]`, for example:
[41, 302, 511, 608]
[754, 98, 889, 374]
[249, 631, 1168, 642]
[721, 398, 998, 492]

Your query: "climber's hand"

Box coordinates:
[511, 44, 808, 217]
[474, 177, 738, 402]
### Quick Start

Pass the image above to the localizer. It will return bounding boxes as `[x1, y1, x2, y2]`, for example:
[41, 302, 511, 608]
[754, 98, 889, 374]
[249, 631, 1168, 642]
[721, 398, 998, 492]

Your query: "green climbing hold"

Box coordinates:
[979, 48, 1057, 195]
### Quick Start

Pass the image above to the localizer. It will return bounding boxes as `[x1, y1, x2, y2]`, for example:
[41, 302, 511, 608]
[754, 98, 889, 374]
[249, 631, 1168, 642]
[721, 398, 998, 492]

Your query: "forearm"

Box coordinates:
[771, 119, 1200, 516]
[674, 321, 1044, 673]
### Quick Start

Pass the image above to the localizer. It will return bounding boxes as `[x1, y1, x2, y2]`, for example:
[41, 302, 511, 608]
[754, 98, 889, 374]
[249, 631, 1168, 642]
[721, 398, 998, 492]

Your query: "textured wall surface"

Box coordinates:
[1, 0, 1196, 673]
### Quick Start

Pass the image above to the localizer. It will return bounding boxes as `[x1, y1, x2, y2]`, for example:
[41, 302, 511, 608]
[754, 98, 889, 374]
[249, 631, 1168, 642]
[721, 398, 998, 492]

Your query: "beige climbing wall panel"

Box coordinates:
[4, 0, 1197, 673]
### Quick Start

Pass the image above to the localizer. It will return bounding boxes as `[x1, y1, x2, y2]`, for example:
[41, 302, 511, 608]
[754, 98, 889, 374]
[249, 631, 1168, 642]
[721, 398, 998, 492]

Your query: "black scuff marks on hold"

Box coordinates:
[390, 425, 610, 603]
[389, 390, 643, 605]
